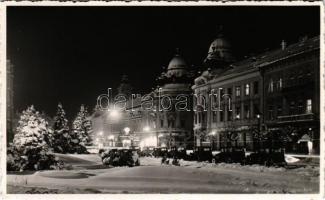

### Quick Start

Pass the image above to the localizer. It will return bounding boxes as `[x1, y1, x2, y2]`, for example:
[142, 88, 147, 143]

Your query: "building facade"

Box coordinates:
[193, 35, 320, 154]
[91, 32, 320, 154]
[91, 53, 194, 149]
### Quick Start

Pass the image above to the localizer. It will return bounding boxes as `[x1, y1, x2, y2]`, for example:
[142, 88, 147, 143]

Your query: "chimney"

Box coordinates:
[281, 40, 287, 50]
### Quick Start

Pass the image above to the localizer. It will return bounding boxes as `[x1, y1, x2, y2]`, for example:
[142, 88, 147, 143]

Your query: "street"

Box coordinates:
[7, 154, 319, 194]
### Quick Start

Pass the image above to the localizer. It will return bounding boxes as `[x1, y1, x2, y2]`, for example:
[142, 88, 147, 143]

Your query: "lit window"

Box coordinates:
[278, 78, 283, 90]
[245, 84, 250, 96]
[235, 105, 241, 120]
[235, 86, 241, 97]
[268, 79, 274, 93]
[306, 99, 312, 114]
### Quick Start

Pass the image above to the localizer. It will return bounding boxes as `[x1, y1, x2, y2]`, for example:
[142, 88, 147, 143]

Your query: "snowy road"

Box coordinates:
[7, 155, 319, 194]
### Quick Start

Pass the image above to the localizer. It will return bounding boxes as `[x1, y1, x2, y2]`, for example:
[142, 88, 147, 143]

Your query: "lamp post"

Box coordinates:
[123, 127, 131, 147]
[107, 108, 120, 147]
[210, 130, 216, 150]
[256, 114, 261, 152]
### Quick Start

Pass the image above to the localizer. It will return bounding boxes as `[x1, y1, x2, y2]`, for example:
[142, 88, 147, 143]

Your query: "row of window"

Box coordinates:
[268, 78, 283, 93]
[267, 99, 313, 120]
[194, 103, 260, 124]
[267, 70, 313, 93]
[195, 98, 313, 123]
[160, 119, 186, 128]
[207, 81, 259, 102]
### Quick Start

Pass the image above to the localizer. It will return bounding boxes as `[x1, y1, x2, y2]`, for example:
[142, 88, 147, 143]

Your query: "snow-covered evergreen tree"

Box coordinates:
[52, 103, 71, 153]
[70, 105, 93, 153]
[7, 105, 58, 171]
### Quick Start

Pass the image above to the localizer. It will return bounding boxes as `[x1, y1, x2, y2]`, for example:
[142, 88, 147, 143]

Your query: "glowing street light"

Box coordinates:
[109, 108, 120, 119]
[124, 127, 130, 134]
[210, 130, 216, 136]
[143, 126, 150, 132]
[108, 135, 114, 140]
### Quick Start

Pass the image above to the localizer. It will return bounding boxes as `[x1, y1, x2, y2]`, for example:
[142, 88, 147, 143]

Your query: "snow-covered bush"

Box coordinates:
[52, 103, 72, 153]
[7, 105, 59, 171]
[70, 105, 93, 154]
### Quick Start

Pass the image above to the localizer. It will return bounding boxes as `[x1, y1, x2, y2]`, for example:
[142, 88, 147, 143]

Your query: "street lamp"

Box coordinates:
[143, 126, 150, 132]
[109, 108, 120, 119]
[256, 113, 262, 152]
[124, 127, 130, 135]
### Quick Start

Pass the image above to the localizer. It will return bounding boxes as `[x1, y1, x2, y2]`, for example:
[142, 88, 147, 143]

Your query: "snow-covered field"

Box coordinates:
[7, 154, 319, 194]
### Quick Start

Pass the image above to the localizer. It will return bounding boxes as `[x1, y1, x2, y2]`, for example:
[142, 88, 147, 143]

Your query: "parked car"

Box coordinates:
[246, 149, 286, 167]
[153, 147, 167, 157]
[213, 148, 246, 165]
[140, 146, 155, 157]
[184, 149, 195, 161]
[194, 146, 213, 162]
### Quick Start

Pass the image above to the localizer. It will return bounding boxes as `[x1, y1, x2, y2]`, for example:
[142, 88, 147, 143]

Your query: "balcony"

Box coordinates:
[277, 113, 315, 123]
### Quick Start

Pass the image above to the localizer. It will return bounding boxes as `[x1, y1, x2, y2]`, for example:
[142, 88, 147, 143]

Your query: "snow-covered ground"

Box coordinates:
[7, 154, 319, 194]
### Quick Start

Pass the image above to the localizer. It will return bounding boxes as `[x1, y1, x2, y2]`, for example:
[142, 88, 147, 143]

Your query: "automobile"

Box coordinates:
[184, 149, 195, 161]
[194, 146, 213, 162]
[153, 147, 168, 157]
[246, 149, 286, 167]
[213, 148, 246, 165]
[140, 146, 155, 157]
[175, 147, 186, 159]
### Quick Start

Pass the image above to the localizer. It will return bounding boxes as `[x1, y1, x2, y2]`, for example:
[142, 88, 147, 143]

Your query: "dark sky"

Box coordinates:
[7, 6, 320, 120]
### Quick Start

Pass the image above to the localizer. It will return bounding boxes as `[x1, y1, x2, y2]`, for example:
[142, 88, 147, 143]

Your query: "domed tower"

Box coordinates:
[157, 50, 194, 85]
[117, 75, 133, 98]
[154, 50, 194, 149]
[204, 26, 235, 69]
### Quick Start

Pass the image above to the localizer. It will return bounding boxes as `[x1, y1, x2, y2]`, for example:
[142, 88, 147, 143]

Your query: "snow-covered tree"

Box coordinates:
[7, 105, 58, 171]
[70, 105, 93, 153]
[52, 103, 71, 153]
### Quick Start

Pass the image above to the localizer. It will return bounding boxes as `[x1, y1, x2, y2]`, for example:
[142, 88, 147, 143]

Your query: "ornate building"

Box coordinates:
[91, 52, 194, 149]
[91, 30, 320, 154]
[193, 34, 320, 154]
[154, 52, 194, 148]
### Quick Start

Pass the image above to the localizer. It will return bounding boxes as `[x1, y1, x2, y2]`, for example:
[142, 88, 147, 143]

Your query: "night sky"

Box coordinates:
[7, 6, 320, 120]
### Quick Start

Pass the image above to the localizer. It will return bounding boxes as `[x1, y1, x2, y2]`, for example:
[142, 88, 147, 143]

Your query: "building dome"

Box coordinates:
[204, 26, 235, 65]
[206, 36, 234, 62]
[167, 54, 187, 70]
[166, 54, 188, 78]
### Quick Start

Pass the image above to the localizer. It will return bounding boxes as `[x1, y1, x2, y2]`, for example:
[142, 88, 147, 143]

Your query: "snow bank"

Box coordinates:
[285, 155, 300, 163]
